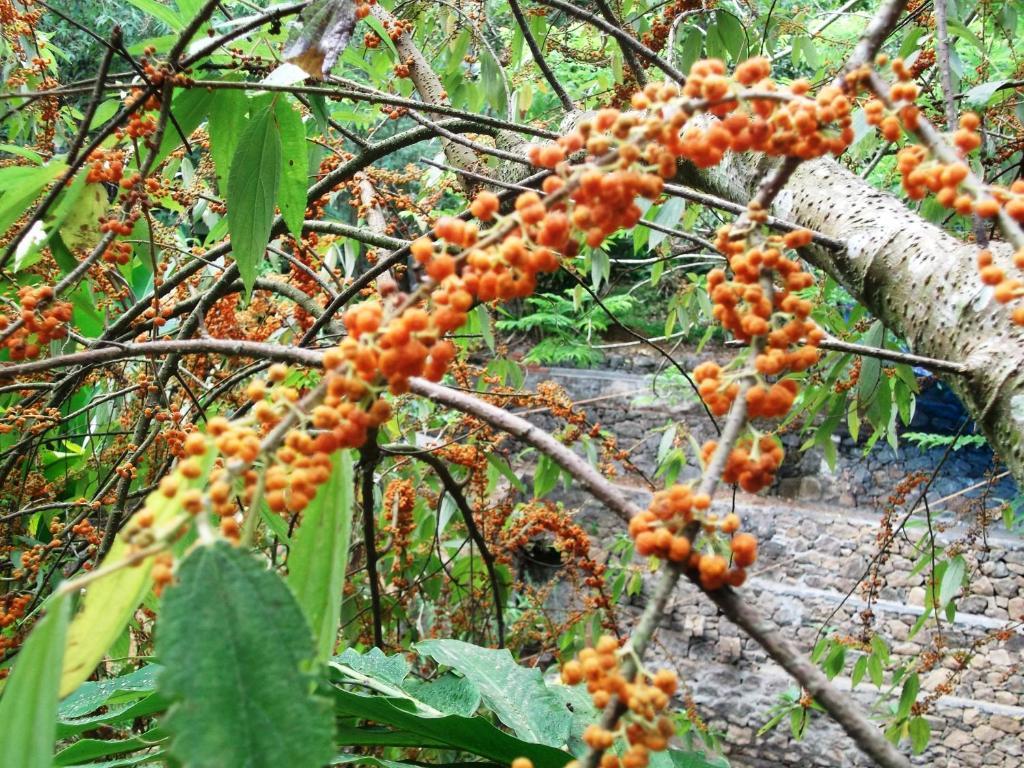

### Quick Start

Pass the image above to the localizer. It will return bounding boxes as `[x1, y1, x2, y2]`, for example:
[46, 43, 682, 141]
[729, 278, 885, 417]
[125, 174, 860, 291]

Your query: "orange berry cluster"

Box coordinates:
[628, 484, 756, 589]
[86, 148, 125, 184]
[560, 636, 677, 768]
[628, 485, 707, 562]
[102, 240, 134, 265]
[0, 593, 31, 629]
[701, 434, 784, 494]
[629, 58, 853, 167]
[354, 0, 374, 20]
[0, 285, 72, 361]
[335, 299, 459, 392]
[977, 249, 1024, 325]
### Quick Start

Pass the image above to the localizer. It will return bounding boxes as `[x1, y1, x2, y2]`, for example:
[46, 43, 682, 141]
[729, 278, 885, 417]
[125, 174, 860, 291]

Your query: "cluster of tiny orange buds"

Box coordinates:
[560, 636, 677, 768]
[702, 434, 784, 494]
[0, 285, 72, 360]
[977, 249, 1024, 324]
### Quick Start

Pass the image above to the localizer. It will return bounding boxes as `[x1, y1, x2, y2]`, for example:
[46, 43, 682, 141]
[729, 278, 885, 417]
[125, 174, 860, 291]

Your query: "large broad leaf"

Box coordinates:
[60, 664, 160, 719]
[157, 542, 333, 768]
[284, 0, 358, 78]
[287, 449, 355, 661]
[334, 647, 411, 686]
[0, 162, 65, 238]
[403, 673, 481, 717]
[273, 96, 309, 240]
[208, 88, 247, 193]
[60, 454, 214, 697]
[227, 107, 281, 296]
[53, 729, 163, 767]
[0, 593, 71, 768]
[330, 684, 572, 768]
[416, 639, 571, 747]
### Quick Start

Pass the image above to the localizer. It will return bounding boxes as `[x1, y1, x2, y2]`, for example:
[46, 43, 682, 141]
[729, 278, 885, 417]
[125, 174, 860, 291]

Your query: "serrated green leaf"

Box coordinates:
[416, 639, 571, 747]
[0, 593, 70, 768]
[274, 96, 308, 240]
[227, 107, 281, 297]
[287, 450, 354, 661]
[158, 542, 333, 768]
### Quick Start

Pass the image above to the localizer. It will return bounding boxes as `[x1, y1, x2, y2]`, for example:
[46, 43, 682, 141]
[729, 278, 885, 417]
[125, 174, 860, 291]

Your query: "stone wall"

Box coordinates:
[515, 363, 1023, 766]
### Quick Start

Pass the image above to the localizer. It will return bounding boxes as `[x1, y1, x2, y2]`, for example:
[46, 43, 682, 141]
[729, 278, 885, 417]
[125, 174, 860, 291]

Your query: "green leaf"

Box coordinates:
[857, 321, 884, 403]
[403, 673, 481, 717]
[416, 639, 571, 747]
[938, 554, 966, 607]
[60, 665, 160, 719]
[334, 647, 411, 686]
[227, 107, 282, 297]
[946, 19, 984, 51]
[534, 454, 560, 498]
[208, 88, 247, 193]
[154, 88, 213, 169]
[486, 453, 526, 494]
[480, 45, 509, 113]
[476, 304, 495, 352]
[851, 655, 867, 688]
[158, 542, 333, 768]
[648, 197, 685, 249]
[908, 716, 930, 754]
[715, 10, 746, 61]
[964, 80, 1008, 109]
[330, 685, 571, 768]
[60, 180, 107, 250]
[0, 162, 65, 239]
[897, 672, 919, 720]
[0, 593, 70, 768]
[287, 450, 354, 661]
[274, 96, 308, 240]
[53, 729, 162, 766]
[677, 28, 703, 75]
[126, 0, 185, 31]
[60, 455, 213, 697]
[823, 643, 846, 679]
[867, 653, 884, 688]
